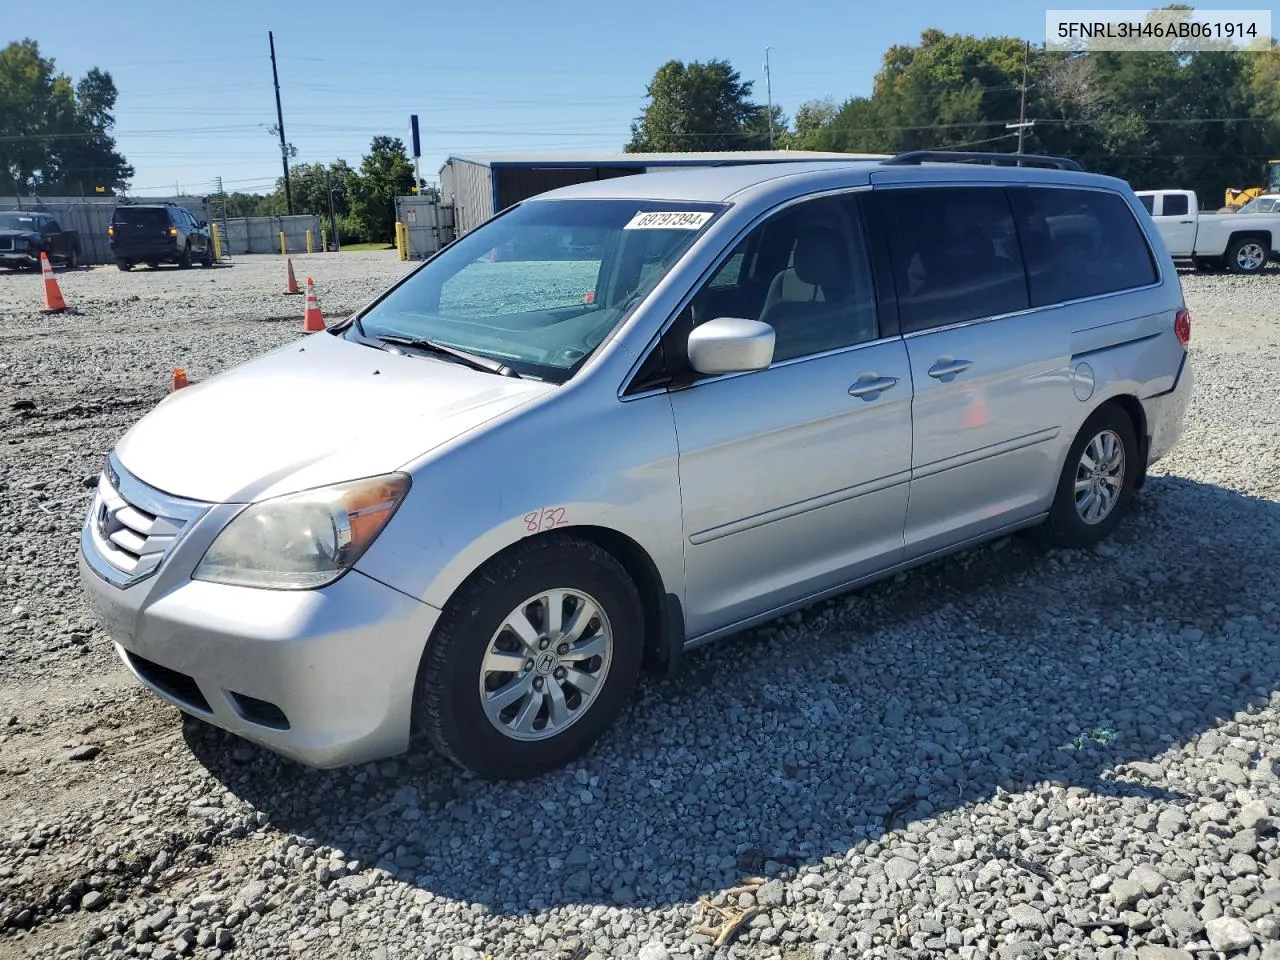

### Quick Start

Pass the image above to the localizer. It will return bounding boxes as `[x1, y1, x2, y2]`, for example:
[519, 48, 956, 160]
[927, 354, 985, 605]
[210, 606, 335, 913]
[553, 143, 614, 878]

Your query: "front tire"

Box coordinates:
[1038, 405, 1139, 548]
[116, 259, 132, 271]
[413, 536, 644, 780]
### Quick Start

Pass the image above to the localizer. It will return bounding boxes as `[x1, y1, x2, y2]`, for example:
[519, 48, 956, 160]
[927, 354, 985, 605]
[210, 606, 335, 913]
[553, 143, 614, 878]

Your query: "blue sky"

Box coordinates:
[11, 0, 1062, 197]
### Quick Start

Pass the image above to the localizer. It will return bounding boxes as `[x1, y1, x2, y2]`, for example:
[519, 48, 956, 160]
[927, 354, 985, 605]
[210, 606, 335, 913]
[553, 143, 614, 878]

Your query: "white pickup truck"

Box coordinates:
[1136, 189, 1280, 274]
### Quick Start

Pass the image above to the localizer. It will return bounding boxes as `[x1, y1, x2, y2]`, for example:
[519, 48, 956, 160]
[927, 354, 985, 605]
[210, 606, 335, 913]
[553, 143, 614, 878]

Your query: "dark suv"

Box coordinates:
[108, 203, 214, 270]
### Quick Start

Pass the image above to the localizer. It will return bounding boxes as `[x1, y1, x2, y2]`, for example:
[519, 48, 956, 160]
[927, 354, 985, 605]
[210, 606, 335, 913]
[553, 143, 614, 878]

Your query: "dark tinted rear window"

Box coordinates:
[879, 187, 1029, 333]
[1009, 187, 1157, 306]
[1138, 194, 1154, 213]
[114, 207, 170, 226]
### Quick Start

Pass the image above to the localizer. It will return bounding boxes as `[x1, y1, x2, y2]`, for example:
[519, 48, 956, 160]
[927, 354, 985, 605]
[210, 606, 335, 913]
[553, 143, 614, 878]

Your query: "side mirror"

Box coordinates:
[199, 220, 209, 228]
[687, 317, 775, 376]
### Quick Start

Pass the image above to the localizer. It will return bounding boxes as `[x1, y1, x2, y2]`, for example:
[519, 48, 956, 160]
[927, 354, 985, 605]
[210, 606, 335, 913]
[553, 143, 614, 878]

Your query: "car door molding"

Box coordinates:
[689, 467, 913, 545]
[910, 426, 1061, 482]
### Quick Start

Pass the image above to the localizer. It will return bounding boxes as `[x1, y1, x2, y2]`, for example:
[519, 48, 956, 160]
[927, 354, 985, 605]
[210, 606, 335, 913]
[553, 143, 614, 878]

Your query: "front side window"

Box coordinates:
[1009, 186, 1157, 306]
[352, 199, 723, 382]
[687, 193, 879, 363]
[879, 187, 1029, 333]
[1138, 194, 1155, 214]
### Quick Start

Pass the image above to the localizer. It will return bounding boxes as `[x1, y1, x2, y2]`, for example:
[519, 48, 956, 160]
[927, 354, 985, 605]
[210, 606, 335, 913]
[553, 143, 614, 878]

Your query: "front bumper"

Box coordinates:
[0, 252, 37, 266]
[77, 465, 441, 769]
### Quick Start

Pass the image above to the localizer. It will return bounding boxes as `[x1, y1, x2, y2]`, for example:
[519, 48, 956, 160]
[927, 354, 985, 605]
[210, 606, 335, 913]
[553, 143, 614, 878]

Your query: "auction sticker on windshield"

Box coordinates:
[624, 211, 714, 230]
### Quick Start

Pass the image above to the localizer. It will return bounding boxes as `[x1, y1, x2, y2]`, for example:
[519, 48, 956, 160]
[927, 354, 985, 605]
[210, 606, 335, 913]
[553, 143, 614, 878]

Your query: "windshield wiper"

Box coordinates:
[374, 334, 521, 378]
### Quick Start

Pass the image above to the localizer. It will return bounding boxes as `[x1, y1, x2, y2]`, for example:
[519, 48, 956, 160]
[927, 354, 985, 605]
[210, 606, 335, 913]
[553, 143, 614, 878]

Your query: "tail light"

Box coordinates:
[106, 224, 114, 237]
[168, 227, 178, 237]
[1174, 307, 1191, 345]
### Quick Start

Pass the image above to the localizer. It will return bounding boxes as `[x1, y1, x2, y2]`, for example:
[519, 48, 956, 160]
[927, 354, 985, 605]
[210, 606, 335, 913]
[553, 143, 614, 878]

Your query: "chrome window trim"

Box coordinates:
[617, 178, 1171, 400]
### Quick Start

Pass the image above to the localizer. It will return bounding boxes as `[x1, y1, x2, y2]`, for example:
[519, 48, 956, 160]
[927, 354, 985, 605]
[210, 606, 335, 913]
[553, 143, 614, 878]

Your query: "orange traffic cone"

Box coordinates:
[171, 368, 188, 392]
[284, 257, 300, 295]
[40, 253, 67, 314]
[303, 277, 325, 332]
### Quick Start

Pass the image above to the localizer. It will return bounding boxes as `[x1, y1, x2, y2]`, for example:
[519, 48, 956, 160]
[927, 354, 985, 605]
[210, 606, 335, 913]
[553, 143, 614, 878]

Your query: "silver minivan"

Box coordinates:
[78, 152, 1193, 780]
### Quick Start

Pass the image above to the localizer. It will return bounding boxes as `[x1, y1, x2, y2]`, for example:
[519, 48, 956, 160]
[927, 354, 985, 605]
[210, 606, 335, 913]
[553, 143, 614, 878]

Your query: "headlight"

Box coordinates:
[192, 474, 410, 590]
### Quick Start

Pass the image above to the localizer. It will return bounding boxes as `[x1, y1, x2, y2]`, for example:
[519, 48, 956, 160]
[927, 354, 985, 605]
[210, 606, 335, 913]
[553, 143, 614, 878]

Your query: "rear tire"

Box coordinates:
[116, 259, 132, 271]
[1226, 237, 1268, 275]
[202, 245, 215, 267]
[413, 536, 644, 780]
[1038, 405, 1139, 549]
[65, 248, 79, 270]
[178, 243, 192, 269]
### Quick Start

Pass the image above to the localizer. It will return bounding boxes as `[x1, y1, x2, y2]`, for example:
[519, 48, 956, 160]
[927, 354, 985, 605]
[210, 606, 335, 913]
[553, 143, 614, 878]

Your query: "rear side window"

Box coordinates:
[879, 187, 1029, 333]
[1138, 194, 1155, 213]
[1009, 187, 1157, 306]
[1161, 193, 1189, 217]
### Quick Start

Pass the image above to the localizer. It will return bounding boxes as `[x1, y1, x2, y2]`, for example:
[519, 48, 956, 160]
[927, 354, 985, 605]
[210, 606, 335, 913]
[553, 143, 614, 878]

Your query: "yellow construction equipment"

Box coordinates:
[1224, 160, 1280, 210]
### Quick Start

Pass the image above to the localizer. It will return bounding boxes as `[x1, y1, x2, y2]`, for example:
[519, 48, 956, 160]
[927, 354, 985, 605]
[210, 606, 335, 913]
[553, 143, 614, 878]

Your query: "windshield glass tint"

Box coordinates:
[352, 199, 724, 380]
[0, 213, 37, 230]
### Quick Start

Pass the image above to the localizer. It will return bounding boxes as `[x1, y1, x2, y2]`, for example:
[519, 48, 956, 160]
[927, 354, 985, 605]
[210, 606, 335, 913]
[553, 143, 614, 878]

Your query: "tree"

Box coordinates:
[626, 59, 768, 152]
[0, 40, 132, 194]
[782, 98, 840, 150]
[347, 136, 414, 242]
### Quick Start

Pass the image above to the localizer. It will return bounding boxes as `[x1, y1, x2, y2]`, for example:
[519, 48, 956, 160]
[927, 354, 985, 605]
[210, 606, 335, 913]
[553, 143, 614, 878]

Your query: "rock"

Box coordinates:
[1009, 904, 1048, 931]
[66, 744, 101, 761]
[637, 944, 669, 960]
[1163, 908, 1203, 941]
[1137, 949, 1193, 960]
[234, 880, 267, 908]
[1206, 916, 1255, 952]
[329, 900, 349, 921]
[1241, 800, 1273, 830]
[756, 880, 784, 907]
[1111, 877, 1145, 909]
[1131, 864, 1168, 896]
[80, 891, 107, 911]
[885, 857, 919, 886]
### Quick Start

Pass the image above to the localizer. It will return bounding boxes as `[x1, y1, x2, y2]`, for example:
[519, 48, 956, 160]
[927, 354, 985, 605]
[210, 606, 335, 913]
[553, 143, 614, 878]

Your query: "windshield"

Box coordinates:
[1237, 197, 1277, 214]
[0, 212, 38, 230]
[349, 198, 725, 382]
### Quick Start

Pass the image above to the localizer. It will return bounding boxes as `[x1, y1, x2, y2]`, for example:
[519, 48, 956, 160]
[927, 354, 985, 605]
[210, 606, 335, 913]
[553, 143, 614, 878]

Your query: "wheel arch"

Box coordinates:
[1094, 393, 1150, 489]
[428, 524, 684, 680]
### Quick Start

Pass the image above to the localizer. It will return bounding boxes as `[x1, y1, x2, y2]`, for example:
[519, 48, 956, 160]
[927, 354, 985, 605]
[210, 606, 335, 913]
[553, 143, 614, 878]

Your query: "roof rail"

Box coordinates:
[881, 150, 1083, 172]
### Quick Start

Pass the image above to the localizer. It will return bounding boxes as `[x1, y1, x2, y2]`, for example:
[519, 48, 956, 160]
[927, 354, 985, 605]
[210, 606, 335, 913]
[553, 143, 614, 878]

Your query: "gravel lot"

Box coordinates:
[1, 254, 1278, 960]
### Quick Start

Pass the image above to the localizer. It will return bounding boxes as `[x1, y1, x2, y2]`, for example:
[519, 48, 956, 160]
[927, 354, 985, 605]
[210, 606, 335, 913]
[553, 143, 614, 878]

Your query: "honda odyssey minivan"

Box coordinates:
[79, 151, 1193, 780]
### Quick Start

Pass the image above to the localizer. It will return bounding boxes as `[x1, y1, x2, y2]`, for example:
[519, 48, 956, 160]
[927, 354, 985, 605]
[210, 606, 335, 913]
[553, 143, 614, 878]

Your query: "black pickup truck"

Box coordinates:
[0, 211, 82, 270]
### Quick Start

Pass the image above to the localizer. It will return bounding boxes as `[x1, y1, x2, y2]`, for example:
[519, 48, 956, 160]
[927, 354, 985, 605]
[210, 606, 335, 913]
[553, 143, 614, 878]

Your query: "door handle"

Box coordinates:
[1178, 220, 1193, 224]
[848, 374, 898, 399]
[928, 358, 973, 380]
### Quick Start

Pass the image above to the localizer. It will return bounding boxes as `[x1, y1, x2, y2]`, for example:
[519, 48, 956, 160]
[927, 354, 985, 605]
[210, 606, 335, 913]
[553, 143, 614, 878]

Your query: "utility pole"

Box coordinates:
[1006, 40, 1034, 165]
[764, 46, 775, 149]
[269, 30, 293, 215]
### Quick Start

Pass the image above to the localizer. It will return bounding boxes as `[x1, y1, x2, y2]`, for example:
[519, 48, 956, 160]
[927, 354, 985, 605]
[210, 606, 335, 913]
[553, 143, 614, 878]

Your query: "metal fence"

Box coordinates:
[0, 195, 212, 265]
[219, 215, 323, 256]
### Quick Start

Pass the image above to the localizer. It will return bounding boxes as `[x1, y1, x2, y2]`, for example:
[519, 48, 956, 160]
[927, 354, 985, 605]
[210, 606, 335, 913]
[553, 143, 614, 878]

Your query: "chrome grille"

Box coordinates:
[85, 453, 208, 587]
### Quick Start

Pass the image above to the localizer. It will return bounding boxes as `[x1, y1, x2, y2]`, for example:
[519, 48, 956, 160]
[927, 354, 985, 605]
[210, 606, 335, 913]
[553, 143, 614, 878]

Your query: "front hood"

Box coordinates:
[115, 332, 554, 503]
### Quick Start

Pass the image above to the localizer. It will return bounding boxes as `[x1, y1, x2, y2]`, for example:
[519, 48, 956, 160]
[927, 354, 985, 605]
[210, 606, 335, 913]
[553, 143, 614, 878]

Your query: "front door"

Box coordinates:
[874, 184, 1073, 558]
[1153, 191, 1196, 257]
[666, 192, 913, 638]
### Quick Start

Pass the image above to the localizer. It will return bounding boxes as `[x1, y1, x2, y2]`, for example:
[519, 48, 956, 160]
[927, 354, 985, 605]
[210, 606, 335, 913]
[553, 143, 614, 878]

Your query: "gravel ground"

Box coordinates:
[1, 255, 1278, 960]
